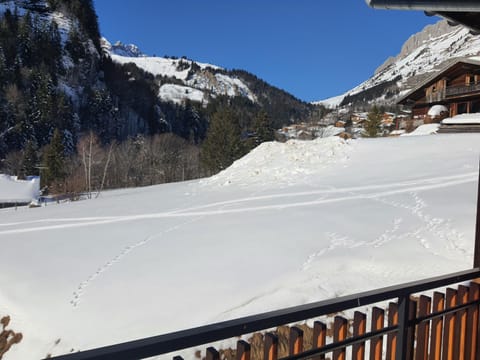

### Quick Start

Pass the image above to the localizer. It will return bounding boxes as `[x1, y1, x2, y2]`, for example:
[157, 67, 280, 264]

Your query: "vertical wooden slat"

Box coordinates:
[289, 326, 303, 355]
[312, 321, 326, 360]
[406, 298, 417, 360]
[386, 302, 398, 360]
[442, 288, 458, 360]
[416, 295, 432, 360]
[333, 316, 348, 360]
[264, 333, 278, 360]
[236, 340, 251, 360]
[370, 307, 385, 360]
[352, 311, 367, 360]
[455, 285, 469, 359]
[430, 292, 445, 360]
[206, 347, 220, 360]
[466, 282, 480, 360]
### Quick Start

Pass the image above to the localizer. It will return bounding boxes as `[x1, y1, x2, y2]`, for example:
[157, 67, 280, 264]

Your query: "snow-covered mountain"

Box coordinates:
[101, 38, 256, 105]
[101, 38, 145, 58]
[316, 20, 480, 109]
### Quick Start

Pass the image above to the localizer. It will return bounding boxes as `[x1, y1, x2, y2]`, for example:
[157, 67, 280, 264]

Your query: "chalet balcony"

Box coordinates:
[426, 90, 446, 103]
[445, 83, 480, 97]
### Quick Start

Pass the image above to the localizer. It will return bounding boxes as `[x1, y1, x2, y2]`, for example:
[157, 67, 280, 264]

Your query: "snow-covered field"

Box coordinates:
[1, 134, 479, 359]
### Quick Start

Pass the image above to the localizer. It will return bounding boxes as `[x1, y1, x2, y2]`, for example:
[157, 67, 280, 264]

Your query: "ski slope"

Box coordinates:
[0, 134, 479, 359]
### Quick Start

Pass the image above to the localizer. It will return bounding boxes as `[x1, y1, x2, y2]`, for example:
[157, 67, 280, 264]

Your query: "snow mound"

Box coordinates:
[204, 137, 351, 188]
[442, 113, 480, 125]
[402, 124, 440, 136]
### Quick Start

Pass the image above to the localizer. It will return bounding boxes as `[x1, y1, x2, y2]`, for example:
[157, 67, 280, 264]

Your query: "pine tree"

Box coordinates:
[43, 128, 65, 187]
[201, 107, 245, 174]
[17, 11, 33, 67]
[364, 105, 382, 138]
[253, 110, 274, 144]
[21, 140, 39, 177]
[28, 68, 55, 144]
[65, 26, 86, 64]
[0, 47, 8, 88]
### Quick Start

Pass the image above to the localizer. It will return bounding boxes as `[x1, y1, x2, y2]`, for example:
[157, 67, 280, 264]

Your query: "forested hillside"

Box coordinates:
[0, 0, 322, 194]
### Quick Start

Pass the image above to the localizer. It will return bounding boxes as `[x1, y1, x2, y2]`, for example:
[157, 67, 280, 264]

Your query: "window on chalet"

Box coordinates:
[466, 75, 475, 86]
[458, 102, 468, 114]
[472, 100, 480, 113]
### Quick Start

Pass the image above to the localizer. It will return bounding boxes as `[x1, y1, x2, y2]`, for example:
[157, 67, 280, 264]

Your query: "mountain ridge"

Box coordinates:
[316, 19, 480, 110]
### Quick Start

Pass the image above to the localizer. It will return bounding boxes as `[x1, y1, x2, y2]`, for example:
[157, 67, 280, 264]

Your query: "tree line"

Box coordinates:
[0, 106, 275, 196]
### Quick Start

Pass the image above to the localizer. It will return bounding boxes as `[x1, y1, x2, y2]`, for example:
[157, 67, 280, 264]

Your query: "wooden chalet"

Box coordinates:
[398, 58, 480, 132]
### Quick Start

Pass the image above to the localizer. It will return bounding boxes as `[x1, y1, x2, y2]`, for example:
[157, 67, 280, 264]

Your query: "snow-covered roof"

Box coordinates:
[0, 175, 40, 203]
[442, 113, 480, 125]
[428, 105, 449, 116]
[390, 129, 406, 136]
[402, 123, 440, 136]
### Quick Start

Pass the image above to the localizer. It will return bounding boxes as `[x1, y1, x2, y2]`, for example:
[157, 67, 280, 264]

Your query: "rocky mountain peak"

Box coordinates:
[101, 37, 146, 57]
[318, 19, 480, 109]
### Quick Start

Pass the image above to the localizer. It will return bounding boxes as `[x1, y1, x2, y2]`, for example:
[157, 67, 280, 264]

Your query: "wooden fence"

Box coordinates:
[174, 283, 480, 360]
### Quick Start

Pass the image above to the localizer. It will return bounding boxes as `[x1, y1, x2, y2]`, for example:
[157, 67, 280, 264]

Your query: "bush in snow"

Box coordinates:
[0, 316, 22, 359]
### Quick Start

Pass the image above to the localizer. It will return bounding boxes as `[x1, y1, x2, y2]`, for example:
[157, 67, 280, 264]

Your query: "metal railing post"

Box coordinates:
[396, 295, 409, 360]
[396, 295, 416, 360]
[474, 160, 480, 268]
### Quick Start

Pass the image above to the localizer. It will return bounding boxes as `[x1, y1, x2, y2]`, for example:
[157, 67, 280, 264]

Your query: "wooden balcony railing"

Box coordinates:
[47, 268, 480, 360]
[445, 83, 480, 97]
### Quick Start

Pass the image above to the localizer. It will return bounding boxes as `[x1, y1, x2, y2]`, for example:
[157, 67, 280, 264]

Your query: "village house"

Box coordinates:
[398, 58, 480, 132]
[350, 112, 368, 126]
[382, 112, 396, 126]
[0, 174, 40, 208]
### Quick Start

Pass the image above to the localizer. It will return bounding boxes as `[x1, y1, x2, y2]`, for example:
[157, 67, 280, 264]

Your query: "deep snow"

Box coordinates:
[0, 134, 479, 359]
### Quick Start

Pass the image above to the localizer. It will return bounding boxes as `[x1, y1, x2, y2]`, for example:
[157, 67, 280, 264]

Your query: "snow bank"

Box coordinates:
[442, 113, 480, 124]
[0, 175, 40, 203]
[402, 123, 439, 136]
[203, 137, 351, 188]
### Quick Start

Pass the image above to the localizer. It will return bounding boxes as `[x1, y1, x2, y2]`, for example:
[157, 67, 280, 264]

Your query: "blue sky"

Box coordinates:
[93, 1, 439, 103]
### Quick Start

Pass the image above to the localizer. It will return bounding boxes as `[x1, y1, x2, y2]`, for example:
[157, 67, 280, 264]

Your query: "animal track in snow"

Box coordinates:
[368, 218, 403, 248]
[302, 232, 359, 271]
[70, 218, 199, 308]
[375, 192, 467, 257]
